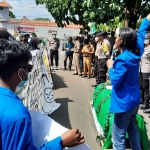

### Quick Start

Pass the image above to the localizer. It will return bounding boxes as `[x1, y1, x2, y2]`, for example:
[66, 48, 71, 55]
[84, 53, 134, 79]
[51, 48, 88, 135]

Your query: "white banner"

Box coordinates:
[29, 110, 92, 150]
[16, 50, 60, 114]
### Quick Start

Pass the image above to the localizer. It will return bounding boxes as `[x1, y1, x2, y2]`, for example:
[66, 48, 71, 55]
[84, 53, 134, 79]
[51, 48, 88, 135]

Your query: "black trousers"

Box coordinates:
[96, 58, 107, 84]
[50, 50, 59, 66]
[64, 53, 73, 69]
[139, 73, 150, 106]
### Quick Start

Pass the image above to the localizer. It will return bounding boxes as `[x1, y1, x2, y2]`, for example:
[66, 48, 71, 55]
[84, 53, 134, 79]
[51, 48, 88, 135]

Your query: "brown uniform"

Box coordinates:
[74, 41, 82, 74]
[82, 44, 94, 76]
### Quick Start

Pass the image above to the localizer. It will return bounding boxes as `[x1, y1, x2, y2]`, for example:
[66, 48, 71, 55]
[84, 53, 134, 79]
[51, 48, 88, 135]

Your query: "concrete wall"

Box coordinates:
[0, 22, 80, 39]
[0, 8, 9, 21]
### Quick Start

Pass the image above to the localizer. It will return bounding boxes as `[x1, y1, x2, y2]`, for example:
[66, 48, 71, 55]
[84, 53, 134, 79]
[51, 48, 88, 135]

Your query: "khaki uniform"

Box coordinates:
[74, 41, 82, 74]
[82, 44, 94, 76]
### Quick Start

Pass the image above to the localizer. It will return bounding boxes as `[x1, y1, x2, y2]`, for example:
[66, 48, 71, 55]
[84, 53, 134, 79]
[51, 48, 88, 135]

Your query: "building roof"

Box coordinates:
[8, 18, 81, 29]
[0, 0, 12, 8]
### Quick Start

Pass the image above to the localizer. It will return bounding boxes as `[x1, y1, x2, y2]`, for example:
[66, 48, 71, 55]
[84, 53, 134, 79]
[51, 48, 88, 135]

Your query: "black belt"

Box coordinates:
[75, 52, 80, 53]
[83, 56, 91, 57]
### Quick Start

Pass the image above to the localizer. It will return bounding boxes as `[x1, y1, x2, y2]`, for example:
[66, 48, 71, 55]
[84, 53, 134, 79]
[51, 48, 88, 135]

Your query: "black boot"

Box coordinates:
[140, 105, 149, 110]
[63, 67, 67, 71]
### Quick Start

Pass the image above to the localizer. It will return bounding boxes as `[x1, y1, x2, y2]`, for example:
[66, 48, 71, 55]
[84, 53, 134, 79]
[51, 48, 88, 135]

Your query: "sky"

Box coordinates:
[5, 0, 54, 20]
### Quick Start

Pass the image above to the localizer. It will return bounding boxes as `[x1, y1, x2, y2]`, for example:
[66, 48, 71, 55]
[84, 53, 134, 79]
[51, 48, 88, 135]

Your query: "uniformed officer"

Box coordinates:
[81, 39, 94, 79]
[73, 36, 82, 76]
[92, 31, 111, 87]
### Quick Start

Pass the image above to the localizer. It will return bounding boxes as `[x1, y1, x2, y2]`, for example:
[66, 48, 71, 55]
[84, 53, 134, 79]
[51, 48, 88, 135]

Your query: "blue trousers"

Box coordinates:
[112, 107, 141, 150]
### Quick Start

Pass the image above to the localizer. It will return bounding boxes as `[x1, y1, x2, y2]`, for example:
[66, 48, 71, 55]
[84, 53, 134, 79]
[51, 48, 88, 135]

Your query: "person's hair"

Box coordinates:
[111, 31, 115, 37]
[119, 27, 140, 55]
[74, 36, 79, 41]
[29, 37, 40, 51]
[0, 28, 11, 39]
[0, 30, 32, 80]
[84, 39, 89, 45]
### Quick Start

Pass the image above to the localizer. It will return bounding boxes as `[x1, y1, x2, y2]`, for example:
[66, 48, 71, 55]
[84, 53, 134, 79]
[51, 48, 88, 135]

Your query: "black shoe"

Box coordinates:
[82, 75, 87, 78]
[63, 68, 67, 71]
[91, 84, 98, 87]
[143, 109, 150, 114]
[148, 114, 150, 118]
[69, 68, 71, 71]
[87, 76, 90, 79]
[78, 74, 82, 76]
[56, 66, 58, 70]
[140, 105, 149, 110]
[73, 73, 78, 75]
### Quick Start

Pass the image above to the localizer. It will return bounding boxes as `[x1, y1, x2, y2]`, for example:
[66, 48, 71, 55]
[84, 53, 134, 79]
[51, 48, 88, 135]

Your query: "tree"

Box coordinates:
[36, 0, 150, 30]
[9, 11, 16, 18]
[34, 18, 50, 21]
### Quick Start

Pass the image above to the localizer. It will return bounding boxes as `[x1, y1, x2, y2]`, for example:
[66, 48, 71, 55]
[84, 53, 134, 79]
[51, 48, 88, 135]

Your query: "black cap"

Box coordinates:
[84, 39, 89, 45]
[95, 31, 107, 37]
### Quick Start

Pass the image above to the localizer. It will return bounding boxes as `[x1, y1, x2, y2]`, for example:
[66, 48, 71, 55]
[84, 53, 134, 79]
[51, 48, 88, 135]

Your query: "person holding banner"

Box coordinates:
[107, 14, 150, 150]
[0, 31, 85, 149]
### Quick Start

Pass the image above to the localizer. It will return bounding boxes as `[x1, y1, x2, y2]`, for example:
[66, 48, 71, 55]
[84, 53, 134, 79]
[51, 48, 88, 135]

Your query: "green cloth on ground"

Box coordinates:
[92, 83, 149, 150]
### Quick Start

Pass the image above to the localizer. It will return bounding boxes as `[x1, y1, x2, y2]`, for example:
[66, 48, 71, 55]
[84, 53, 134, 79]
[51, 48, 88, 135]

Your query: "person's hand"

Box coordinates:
[107, 59, 114, 69]
[146, 14, 150, 20]
[61, 129, 85, 148]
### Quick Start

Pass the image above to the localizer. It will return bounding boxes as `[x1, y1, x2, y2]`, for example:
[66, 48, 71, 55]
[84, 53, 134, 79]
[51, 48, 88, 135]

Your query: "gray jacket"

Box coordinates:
[141, 46, 150, 73]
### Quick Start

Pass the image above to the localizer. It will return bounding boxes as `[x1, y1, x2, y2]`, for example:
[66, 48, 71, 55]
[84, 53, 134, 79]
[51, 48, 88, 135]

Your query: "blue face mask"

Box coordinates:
[17, 69, 29, 88]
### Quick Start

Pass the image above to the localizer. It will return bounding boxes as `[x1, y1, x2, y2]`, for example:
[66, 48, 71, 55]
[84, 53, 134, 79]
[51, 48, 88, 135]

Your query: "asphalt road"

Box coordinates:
[49, 50, 101, 150]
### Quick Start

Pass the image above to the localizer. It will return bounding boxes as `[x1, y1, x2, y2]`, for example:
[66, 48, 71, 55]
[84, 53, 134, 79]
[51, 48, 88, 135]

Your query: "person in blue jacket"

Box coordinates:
[0, 30, 84, 150]
[107, 14, 150, 150]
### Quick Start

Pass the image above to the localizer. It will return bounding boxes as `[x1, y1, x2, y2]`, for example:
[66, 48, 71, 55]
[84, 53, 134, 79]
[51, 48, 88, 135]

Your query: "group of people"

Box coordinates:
[0, 13, 150, 150]
[0, 28, 85, 149]
[49, 31, 115, 80]
[49, 14, 150, 150]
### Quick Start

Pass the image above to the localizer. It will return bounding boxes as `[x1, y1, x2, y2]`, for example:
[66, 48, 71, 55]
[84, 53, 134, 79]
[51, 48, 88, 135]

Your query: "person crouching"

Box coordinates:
[81, 39, 94, 79]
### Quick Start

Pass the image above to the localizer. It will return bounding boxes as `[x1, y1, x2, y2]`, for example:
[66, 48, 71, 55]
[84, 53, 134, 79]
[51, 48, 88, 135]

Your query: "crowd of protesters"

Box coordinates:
[49, 23, 150, 120]
[0, 28, 85, 149]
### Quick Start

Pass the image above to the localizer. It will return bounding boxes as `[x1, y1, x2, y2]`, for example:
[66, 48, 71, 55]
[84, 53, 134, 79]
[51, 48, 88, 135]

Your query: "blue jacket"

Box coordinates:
[109, 18, 150, 113]
[65, 42, 74, 54]
[0, 86, 63, 150]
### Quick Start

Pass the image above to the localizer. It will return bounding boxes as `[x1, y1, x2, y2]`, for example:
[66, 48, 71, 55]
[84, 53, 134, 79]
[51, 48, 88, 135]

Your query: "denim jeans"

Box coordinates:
[112, 107, 141, 150]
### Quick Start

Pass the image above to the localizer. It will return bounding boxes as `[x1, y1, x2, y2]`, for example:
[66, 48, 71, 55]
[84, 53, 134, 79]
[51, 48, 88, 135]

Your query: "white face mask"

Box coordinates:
[95, 37, 99, 42]
[144, 39, 150, 45]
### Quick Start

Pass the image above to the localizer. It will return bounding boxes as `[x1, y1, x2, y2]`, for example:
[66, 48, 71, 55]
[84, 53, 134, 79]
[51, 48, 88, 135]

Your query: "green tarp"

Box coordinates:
[92, 83, 149, 150]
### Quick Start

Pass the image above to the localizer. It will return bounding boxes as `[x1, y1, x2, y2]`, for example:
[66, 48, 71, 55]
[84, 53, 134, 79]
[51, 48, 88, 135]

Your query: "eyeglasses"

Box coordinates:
[13, 64, 33, 72]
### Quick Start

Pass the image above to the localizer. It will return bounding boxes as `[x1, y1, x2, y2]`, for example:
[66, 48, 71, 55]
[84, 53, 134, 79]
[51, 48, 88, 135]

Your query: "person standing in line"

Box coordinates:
[92, 31, 111, 87]
[139, 33, 150, 113]
[81, 39, 94, 79]
[107, 14, 150, 150]
[50, 33, 60, 70]
[64, 36, 74, 71]
[73, 36, 82, 76]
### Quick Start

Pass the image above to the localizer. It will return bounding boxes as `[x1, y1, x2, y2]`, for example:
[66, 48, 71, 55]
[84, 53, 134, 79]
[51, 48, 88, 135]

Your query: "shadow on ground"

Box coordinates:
[49, 98, 74, 129]
[52, 73, 68, 89]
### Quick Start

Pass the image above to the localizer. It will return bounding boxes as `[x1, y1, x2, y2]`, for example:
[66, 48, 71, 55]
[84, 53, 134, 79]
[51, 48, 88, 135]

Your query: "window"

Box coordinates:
[0, 7, 3, 10]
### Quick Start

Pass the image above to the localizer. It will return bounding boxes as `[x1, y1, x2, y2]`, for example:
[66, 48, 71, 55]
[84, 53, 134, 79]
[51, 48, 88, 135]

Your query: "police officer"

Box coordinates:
[140, 33, 150, 113]
[92, 31, 111, 87]
[73, 36, 82, 76]
[50, 33, 60, 70]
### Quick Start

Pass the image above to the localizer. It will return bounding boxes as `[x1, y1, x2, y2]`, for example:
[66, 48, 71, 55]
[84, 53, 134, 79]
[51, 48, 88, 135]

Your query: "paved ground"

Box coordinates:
[49, 47, 150, 149]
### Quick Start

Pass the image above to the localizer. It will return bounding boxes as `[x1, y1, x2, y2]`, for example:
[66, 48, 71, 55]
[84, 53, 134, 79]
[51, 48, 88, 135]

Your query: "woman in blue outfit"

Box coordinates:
[0, 29, 84, 150]
[107, 14, 150, 150]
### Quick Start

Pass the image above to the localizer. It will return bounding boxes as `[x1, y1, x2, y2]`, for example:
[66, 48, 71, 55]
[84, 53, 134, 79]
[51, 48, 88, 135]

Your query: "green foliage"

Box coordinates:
[34, 18, 50, 21]
[36, 0, 150, 30]
[9, 11, 16, 18]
